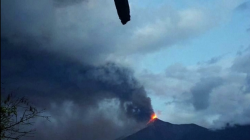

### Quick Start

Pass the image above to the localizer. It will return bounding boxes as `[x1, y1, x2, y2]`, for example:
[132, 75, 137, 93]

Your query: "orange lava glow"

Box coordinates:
[147, 113, 157, 124]
[151, 114, 157, 120]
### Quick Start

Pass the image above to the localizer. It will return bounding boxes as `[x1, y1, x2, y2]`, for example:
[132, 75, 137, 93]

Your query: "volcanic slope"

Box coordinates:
[119, 119, 250, 140]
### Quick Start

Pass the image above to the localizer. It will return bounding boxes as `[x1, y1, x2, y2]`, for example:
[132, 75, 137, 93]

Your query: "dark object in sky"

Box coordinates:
[119, 119, 250, 140]
[114, 0, 130, 25]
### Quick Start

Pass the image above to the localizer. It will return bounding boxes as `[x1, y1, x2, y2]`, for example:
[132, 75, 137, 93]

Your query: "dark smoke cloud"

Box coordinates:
[1, 0, 153, 139]
[1, 39, 153, 121]
[1, 38, 153, 139]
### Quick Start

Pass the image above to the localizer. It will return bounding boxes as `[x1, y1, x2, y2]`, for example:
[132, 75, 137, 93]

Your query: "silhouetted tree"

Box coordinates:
[1, 94, 49, 140]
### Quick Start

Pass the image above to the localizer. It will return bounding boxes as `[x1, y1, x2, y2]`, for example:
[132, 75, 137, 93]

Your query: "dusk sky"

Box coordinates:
[1, 0, 250, 140]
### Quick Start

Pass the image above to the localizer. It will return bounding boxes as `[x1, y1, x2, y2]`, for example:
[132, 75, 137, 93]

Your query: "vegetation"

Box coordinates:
[1, 94, 49, 140]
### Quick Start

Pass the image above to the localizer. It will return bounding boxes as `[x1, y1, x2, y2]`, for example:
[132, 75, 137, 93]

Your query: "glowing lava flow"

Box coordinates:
[147, 113, 157, 124]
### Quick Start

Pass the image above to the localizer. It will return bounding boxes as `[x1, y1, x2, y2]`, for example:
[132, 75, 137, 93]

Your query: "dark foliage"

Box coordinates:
[1, 93, 49, 140]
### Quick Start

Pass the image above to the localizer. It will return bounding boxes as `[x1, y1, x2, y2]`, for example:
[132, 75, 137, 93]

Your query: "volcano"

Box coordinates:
[118, 119, 250, 140]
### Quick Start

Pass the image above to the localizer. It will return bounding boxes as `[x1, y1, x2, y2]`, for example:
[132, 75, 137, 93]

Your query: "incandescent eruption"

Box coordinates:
[146, 113, 157, 124]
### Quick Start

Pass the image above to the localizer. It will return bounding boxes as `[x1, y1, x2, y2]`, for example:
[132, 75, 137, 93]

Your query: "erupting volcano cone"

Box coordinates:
[117, 119, 250, 140]
[147, 113, 158, 124]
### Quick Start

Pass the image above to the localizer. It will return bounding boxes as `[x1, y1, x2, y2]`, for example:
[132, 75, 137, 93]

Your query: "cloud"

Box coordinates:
[197, 55, 226, 65]
[138, 48, 250, 128]
[235, 1, 250, 11]
[1, 0, 219, 66]
[191, 77, 223, 110]
[244, 74, 250, 93]
[231, 47, 250, 73]
[165, 63, 197, 81]
[53, 0, 87, 7]
[232, 47, 250, 94]
[120, 6, 215, 55]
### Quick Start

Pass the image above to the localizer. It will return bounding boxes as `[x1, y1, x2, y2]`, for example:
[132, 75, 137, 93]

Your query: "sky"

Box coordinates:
[1, 0, 250, 140]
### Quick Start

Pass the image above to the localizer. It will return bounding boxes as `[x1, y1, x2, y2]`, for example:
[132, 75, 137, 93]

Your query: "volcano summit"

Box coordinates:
[118, 119, 250, 140]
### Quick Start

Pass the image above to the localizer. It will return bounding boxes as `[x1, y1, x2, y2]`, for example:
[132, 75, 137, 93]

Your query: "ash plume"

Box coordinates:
[1, 39, 153, 122]
[1, 0, 153, 139]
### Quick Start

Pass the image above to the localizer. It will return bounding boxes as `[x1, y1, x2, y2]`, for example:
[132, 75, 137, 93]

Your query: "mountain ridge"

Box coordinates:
[118, 119, 250, 140]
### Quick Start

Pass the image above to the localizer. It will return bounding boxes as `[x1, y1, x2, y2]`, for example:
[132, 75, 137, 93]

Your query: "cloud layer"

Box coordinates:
[1, 0, 219, 65]
[139, 46, 250, 128]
